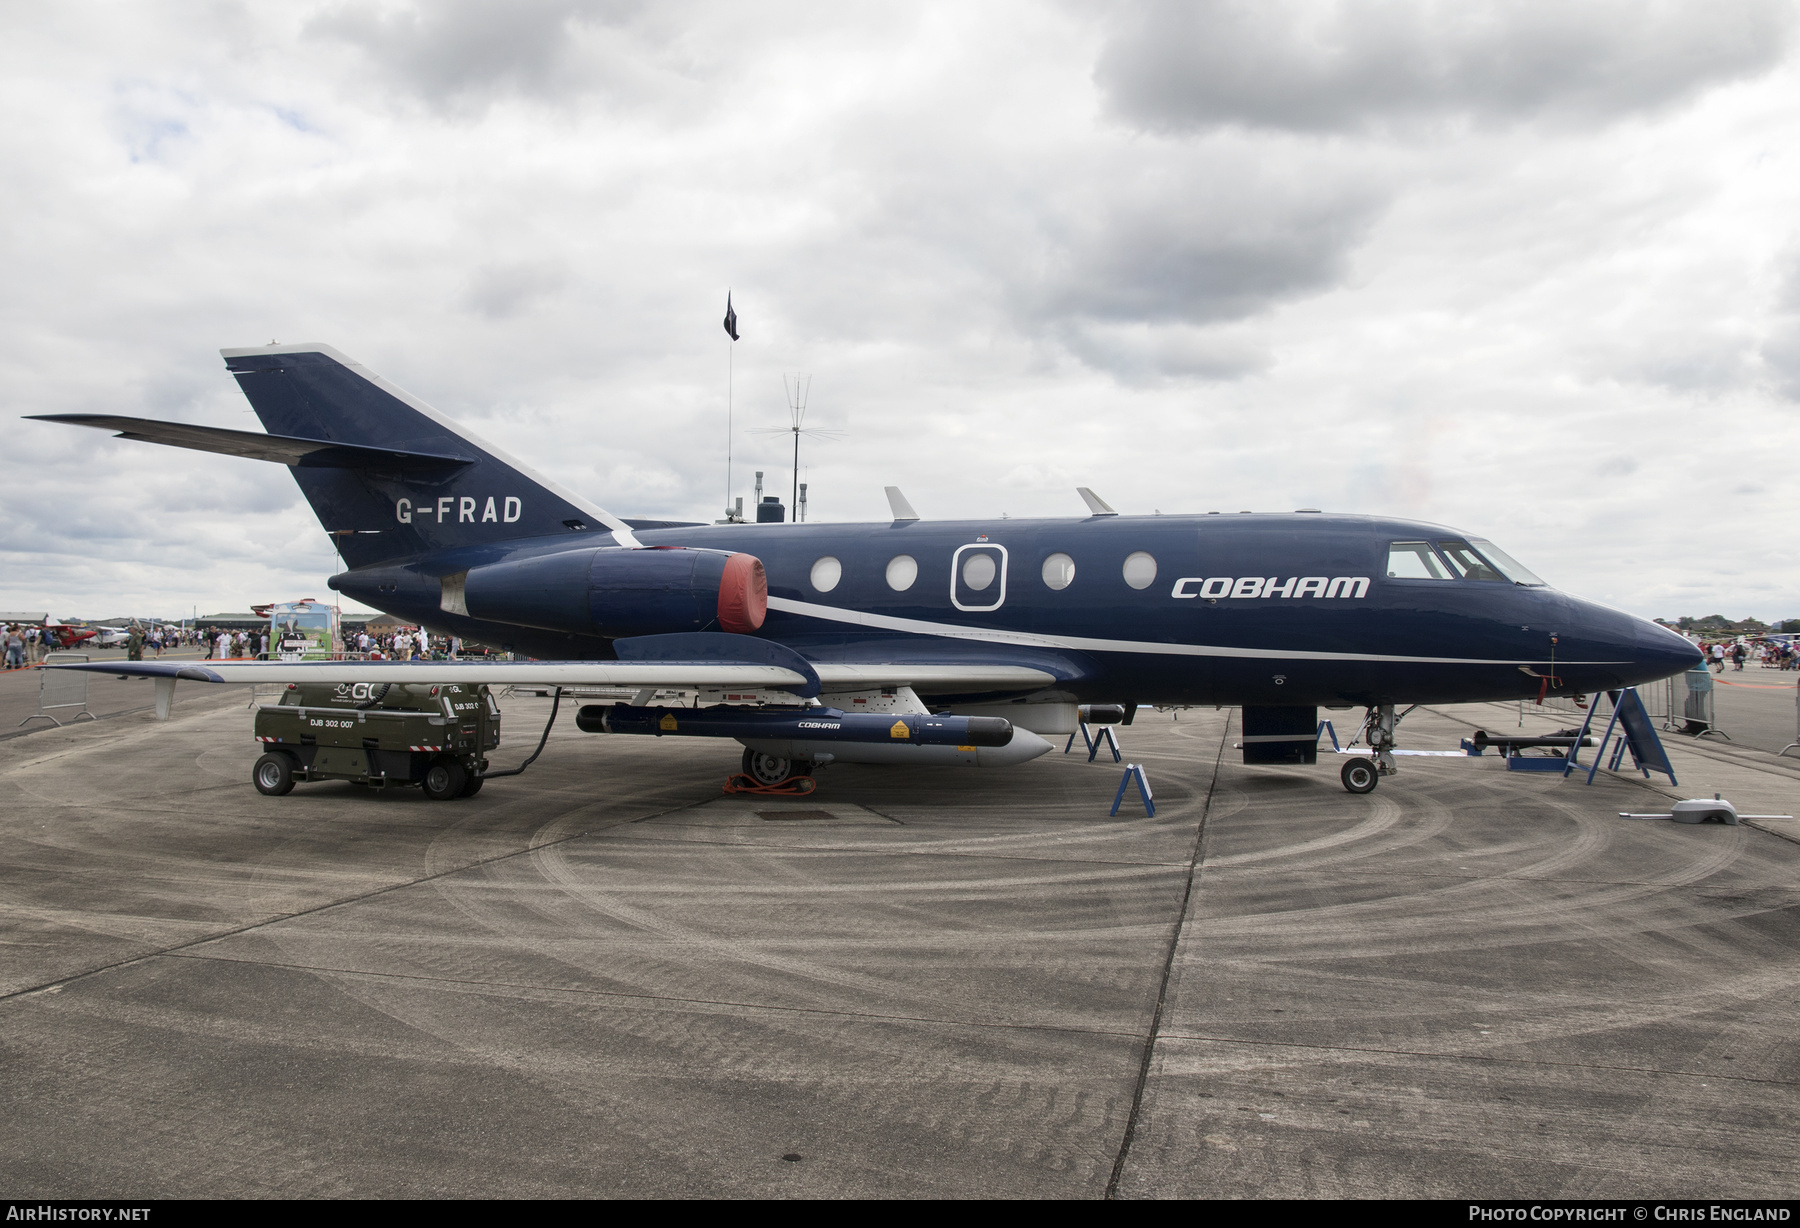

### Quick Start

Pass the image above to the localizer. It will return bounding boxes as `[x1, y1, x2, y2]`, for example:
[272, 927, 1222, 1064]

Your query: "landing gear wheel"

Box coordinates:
[422, 757, 468, 801]
[741, 748, 812, 787]
[1341, 758, 1378, 794]
[458, 772, 485, 798]
[253, 752, 296, 797]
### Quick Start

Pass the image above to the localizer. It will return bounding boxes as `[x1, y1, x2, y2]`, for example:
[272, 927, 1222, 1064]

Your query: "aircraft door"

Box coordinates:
[952, 543, 1008, 612]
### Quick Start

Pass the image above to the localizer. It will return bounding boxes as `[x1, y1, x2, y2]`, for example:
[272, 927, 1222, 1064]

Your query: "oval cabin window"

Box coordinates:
[885, 554, 918, 592]
[810, 556, 842, 593]
[1122, 551, 1157, 590]
[1042, 553, 1075, 591]
[961, 553, 997, 592]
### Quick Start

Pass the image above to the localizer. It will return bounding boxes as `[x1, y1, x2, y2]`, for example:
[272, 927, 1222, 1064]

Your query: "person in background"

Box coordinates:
[126, 622, 144, 662]
[3, 625, 24, 670]
[1731, 641, 1746, 671]
[1710, 642, 1726, 672]
[24, 625, 40, 665]
[449, 635, 461, 660]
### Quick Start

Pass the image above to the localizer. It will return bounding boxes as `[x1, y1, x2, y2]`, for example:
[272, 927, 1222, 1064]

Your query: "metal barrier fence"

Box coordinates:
[1782, 676, 1799, 758]
[1516, 676, 1696, 734]
[18, 654, 96, 727]
[1668, 667, 1727, 739]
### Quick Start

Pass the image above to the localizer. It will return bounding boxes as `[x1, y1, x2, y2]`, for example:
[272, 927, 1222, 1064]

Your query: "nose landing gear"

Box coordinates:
[1342, 703, 1412, 793]
[1340, 757, 1378, 794]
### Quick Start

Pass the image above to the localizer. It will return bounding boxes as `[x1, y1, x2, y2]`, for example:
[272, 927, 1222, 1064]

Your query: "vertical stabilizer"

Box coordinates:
[221, 344, 640, 566]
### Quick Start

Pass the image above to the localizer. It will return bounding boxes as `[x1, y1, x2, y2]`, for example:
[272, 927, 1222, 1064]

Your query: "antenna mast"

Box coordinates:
[753, 374, 840, 522]
[783, 372, 810, 516]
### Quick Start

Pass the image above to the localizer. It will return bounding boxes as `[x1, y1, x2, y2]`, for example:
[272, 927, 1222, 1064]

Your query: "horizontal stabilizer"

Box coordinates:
[26, 415, 473, 473]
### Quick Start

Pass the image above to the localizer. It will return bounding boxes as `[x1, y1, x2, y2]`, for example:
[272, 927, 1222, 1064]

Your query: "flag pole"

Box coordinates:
[726, 333, 733, 519]
[723, 291, 739, 521]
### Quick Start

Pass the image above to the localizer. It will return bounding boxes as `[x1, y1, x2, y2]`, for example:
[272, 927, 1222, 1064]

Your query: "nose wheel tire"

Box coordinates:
[1341, 758, 1378, 794]
[253, 752, 296, 797]
[742, 748, 813, 787]
[422, 757, 468, 801]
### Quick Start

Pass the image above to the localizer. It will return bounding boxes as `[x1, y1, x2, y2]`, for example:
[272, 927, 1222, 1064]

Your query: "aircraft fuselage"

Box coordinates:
[329, 511, 1699, 709]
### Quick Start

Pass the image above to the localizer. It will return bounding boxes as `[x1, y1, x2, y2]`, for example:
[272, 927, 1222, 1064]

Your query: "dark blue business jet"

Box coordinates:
[30, 344, 1700, 793]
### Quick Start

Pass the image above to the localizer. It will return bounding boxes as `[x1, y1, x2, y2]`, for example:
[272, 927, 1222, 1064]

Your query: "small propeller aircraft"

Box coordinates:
[28, 343, 1700, 792]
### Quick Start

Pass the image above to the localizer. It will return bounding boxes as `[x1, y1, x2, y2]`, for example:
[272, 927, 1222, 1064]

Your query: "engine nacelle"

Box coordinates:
[460, 547, 766, 638]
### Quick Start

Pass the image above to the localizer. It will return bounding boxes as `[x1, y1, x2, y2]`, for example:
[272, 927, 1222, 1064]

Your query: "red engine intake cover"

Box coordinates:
[716, 552, 767, 633]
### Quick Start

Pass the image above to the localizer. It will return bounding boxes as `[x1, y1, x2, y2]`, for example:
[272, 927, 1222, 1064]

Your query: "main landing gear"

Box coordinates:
[741, 748, 814, 788]
[1341, 703, 1410, 794]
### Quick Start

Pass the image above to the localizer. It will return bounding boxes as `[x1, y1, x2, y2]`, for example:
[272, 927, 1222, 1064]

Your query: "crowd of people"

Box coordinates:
[1699, 638, 1799, 671]
[0, 621, 495, 669]
[2, 624, 37, 669]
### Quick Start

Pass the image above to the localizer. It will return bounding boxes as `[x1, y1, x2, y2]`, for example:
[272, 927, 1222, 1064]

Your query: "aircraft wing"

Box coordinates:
[45, 659, 817, 692]
[26, 414, 473, 474]
[47, 659, 1056, 697]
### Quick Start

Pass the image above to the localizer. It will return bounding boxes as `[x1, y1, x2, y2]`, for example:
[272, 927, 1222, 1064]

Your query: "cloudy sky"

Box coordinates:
[3, 0, 1798, 622]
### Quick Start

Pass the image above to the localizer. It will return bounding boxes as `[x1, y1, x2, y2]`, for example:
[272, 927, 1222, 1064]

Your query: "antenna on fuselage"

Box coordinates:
[885, 486, 920, 522]
[1077, 487, 1118, 516]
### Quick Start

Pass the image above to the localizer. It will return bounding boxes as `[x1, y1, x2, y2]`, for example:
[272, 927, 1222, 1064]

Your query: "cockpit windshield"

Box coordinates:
[1467, 539, 1547, 586]
[1436, 540, 1506, 582]
[1386, 541, 1454, 579]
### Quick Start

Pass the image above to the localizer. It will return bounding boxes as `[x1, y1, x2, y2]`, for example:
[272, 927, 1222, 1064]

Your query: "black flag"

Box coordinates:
[722, 293, 739, 341]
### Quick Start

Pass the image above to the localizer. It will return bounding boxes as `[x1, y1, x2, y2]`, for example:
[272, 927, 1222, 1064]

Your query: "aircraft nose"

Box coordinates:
[1561, 598, 1702, 691]
[1619, 613, 1703, 684]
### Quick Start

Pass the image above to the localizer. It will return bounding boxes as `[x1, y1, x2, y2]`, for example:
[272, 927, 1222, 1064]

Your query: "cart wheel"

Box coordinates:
[1340, 758, 1378, 794]
[458, 773, 484, 798]
[422, 757, 468, 801]
[742, 748, 812, 786]
[253, 752, 296, 797]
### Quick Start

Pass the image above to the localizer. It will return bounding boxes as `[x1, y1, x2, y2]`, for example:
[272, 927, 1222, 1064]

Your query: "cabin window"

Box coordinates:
[1386, 541, 1453, 579]
[885, 554, 918, 591]
[810, 556, 842, 593]
[1042, 553, 1075, 591]
[962, 552, 997, 591]
[1122, 551, 1157, 590]
[1436, 540, 1505, 582]
[1468, 538, 1547, 586]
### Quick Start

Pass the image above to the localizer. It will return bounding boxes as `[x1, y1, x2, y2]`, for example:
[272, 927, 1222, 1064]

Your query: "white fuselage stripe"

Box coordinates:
[765, 596, 1626, 666]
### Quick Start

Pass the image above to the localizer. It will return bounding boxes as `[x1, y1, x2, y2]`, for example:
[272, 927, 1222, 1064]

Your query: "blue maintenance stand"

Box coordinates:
[1066, 722, 1123, 763]
[1564, 687, 1678, 787]
[1110, 763, 1154, 817]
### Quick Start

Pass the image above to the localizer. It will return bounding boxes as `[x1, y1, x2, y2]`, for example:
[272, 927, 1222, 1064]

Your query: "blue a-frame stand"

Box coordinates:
[1110, 763, 1154, 817]
[1564, 687, 1678, 787]
[1066, 722, 1123, 763]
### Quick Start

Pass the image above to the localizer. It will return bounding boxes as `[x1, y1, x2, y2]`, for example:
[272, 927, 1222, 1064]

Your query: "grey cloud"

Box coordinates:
[307, 0, 643, 108]
[463, 261, 569, 318]
[1005, 151, 1384, 377]
[1053, 320, 1272, 384]
[1030, 177, 1380, 326]
[1759, 255, 1800, 399]
[1097, 0, 1794, 134]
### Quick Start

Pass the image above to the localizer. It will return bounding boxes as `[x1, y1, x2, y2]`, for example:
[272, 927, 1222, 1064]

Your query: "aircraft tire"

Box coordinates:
[253, 752, 296, 797]
[422, 757, 468, 801]
[1340, 758, 1378, 794]
[742, 748, 812, 786]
